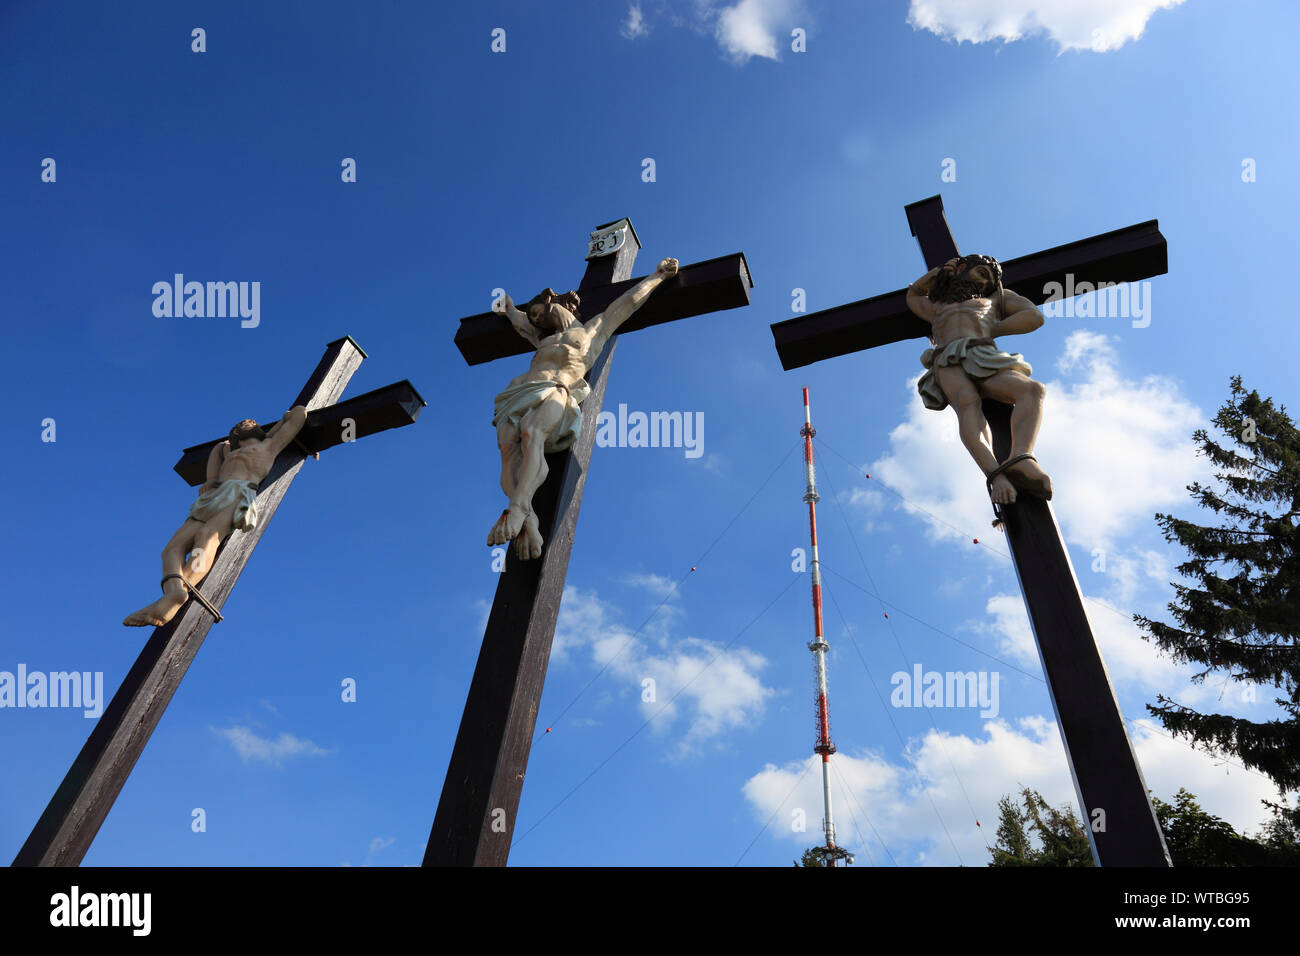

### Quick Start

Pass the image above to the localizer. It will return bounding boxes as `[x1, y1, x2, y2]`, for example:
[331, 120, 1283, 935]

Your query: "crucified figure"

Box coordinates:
[488, 256, 679, 559]
[906, 254, 1052, 505]
[123, 406, 308, 627]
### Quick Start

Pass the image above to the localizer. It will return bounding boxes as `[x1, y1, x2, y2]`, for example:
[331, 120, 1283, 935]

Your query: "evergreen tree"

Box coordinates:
[986, 785, 1300, 866]
[1255, 803, 1300, 860]
[1153, 788, 1260, 865]
[794, 847, 826, 867]
[1152, 788, 1300, 866]
[1134, 377, 1300, 829]
[987, 787, 1093, 866]
[989, 793, 1033, 865]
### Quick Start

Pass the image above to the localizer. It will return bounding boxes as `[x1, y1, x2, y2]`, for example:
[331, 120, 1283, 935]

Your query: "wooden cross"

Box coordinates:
[425, 219, 752, 866]
[13, 336, 425, 867]
[771, 196, 1173, 867]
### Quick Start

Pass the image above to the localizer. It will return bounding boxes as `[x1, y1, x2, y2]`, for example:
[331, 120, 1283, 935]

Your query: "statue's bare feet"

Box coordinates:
[123, 590, 188, 627]
[513, 512, 544, 560]
[988, 474, 1017, 505]
[487, 506, 527, 546]
[1005, 457, 1053, 500]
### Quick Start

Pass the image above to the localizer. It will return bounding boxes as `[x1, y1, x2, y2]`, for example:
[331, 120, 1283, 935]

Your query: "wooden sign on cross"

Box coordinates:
[770, 196, 1173, 867]
[13, 336, 425, 867]
[425, 220, 752, 866]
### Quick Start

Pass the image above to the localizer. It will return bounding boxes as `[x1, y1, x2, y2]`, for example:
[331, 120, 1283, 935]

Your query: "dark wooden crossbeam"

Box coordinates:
[426, 221, 752, 866]
[455, 252, 752, 366]
[768, 195, 1172, 866]
[771, 197, 1166, 369]
[14, 336, 424, 867]
[174, 379, 426, 485]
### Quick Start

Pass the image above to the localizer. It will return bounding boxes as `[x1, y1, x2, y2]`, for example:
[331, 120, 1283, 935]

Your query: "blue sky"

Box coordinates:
[2, 0, 1296, 866]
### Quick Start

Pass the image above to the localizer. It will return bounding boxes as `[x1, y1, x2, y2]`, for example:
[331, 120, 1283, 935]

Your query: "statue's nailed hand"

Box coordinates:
[494, 293, 515, 315]
[657, 257, 679, 277]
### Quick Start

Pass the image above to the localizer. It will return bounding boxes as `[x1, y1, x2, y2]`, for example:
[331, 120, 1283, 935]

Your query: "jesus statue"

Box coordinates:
[489, 256, 679, 559]
[905, 254, 1052, 505]
[123, 407, 308, 627]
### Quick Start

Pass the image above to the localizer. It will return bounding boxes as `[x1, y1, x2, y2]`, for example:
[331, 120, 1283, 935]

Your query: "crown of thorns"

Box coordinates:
[524, 288, 581, 322]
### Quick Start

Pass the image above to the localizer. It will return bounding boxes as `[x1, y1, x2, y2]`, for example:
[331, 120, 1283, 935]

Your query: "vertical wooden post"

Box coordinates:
[906, 199, 1170, 866]
[986, 405, 1171, 865]
[424, 228, 641, 867]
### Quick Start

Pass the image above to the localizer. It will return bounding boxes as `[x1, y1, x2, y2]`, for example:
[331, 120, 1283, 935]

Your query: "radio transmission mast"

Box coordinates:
[800, 387, 853, 866]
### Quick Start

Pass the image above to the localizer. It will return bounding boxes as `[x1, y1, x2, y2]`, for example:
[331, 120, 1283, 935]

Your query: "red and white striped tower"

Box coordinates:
[800, 387, 851, 866]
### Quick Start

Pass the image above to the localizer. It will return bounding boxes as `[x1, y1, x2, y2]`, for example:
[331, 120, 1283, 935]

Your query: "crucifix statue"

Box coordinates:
[123, 406, 311, 627]
[905, 254, 1053, 505]
[16, 337, 424, 866]
[488, 256, 679, 559]
[771, 196, 1173, 866]
[429, 219, 750, 866]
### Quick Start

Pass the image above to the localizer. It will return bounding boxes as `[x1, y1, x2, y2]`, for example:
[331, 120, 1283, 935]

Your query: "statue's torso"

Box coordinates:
[511, 324, 591, 389]
[218, 441, 277, 483]
[931, 296, 998, 347]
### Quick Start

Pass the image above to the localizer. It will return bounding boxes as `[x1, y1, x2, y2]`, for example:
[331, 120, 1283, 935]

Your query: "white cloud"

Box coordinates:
[621, 571, 680, 600]
[1083, 595, 1191, 695]
[907, 0, 1185, 52]
[744, 715, 1287, 865]
[843, 485, 888, 535]
[618, 570, 686, 627]
[344, 835, 398, 868]
[709, 0, 808, 63]
[978, 590, 1244, 710]
[472, 597, 490, 640]
[1129, 719, 1286, 835]
[1093, 546, 1171, 608]
[213, 725, 331, 765]
[621, 3, 650, 39]
[552, 583, 612, 661]
[743, 717, 1074, 865]
[845, 485, 885, 513]
[983, 588, 1173, 682]
[1056, 327, 1106, 371]
[742, 750, 901, 860]
[555, 585, 774, 754]
[624, 0, 809, 64]
[982, 592, 1038, 663]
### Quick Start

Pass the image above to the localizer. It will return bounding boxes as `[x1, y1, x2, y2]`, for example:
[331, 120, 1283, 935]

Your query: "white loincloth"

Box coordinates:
[918, 336, 1033, 412]
[492, 379, 591, 453]
[189, 479, 260, 530]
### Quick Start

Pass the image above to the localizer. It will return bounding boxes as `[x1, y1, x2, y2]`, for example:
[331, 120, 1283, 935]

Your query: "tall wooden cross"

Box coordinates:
[771, 196, 1173, 867]
[426, 219, 752, 866]
[13, 336, 425, 866]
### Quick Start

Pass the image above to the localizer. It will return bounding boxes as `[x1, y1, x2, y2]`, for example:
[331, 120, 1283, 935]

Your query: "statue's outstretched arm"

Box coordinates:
[585, 257, 678, 360]
[495, 293, 542, 349]
[990, 289, 1044, 337]
[265, 406, 309, 457]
